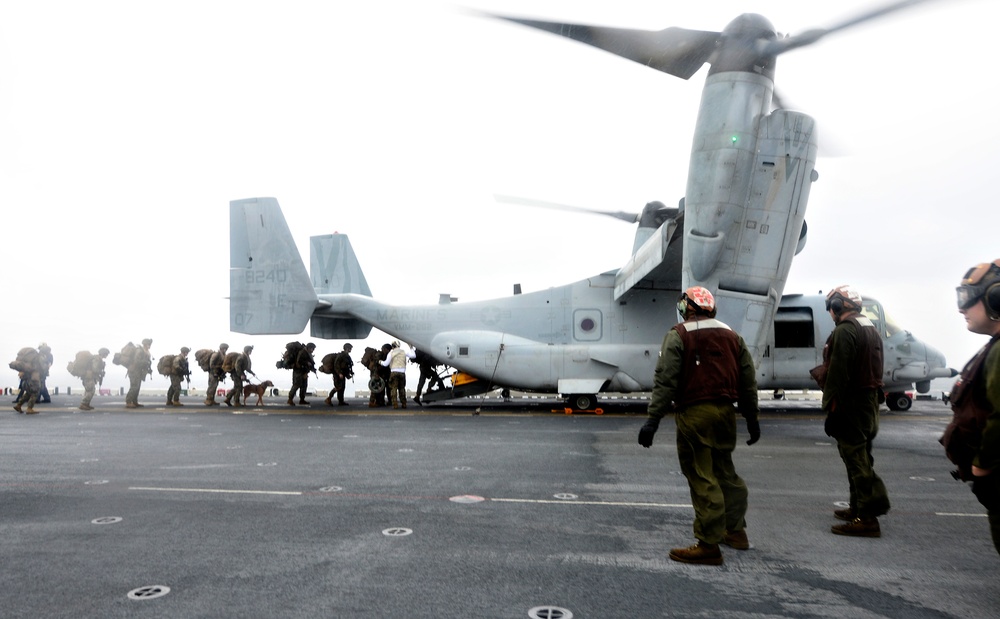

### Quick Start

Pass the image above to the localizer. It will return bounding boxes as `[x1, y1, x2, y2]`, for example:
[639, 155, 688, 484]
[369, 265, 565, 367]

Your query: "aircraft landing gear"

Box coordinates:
[885, 391, 912, 411]
[567, 393, 597, 411]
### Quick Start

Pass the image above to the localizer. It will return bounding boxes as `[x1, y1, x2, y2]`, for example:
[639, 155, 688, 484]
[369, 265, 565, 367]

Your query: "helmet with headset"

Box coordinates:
[957, 259, 1000, 321]
[825, 285, 863, 316]
[677, 286, 716, 318]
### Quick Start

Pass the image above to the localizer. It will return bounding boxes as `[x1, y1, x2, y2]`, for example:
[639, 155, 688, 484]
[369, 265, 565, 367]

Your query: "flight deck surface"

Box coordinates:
[2, 395, 993, 618]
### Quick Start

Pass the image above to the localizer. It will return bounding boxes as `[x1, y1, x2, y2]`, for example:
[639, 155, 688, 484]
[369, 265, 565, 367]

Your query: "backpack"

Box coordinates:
[276, 341, 305, 370]
[157, 354, 176, 376]
[9, 347, 40, 373]
[222, 351, 240, 372]
[67, 350, 94, 378]
[113, 342, 137, 367]
[194, 348, 213, 372]
[318, 353, 336, 374]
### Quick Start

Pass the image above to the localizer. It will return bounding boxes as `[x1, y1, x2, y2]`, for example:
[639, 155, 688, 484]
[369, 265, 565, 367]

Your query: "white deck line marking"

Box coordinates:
[491, 498, 690, 508]
[935, 512, 988, 518]
[129, 486, 302, 496]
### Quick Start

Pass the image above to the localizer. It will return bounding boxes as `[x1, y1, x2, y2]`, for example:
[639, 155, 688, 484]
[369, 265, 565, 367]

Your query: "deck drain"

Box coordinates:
[382, 527, 413, 537]
[127, 585, 170, 600]
[92, 516, 123, 525]
[529, 606, 573, 619]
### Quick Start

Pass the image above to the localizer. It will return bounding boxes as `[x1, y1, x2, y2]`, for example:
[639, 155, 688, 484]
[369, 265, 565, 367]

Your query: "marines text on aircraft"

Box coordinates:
[228, 2, 954, 410]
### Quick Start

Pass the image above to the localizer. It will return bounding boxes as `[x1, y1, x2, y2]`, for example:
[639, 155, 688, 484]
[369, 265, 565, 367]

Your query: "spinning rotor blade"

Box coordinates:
[494, 194, 640, 224]
[486, 14, 719, 80]
[762, 0, 939, 56]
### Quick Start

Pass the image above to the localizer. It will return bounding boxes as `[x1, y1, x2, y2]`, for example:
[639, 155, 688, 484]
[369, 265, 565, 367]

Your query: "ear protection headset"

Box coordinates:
[958, 260, 1000, 321]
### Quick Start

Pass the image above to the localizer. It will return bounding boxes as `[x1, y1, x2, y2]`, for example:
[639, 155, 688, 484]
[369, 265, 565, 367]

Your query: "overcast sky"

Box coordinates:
[0, 0, 995, 396]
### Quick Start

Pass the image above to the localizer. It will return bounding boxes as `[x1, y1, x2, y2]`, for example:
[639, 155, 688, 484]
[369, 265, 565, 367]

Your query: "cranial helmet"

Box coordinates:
[958, 259, 1000, 320]
[825, 285, 863, 315]
[678, 286, 716, 317]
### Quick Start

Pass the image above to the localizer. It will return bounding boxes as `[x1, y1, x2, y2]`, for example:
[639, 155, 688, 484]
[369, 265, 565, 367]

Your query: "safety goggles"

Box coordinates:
[956, 261, 1000, 310]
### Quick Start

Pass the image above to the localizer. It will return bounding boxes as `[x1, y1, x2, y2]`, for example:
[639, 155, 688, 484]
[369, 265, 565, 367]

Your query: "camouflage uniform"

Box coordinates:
[166, 348, 191, 406]
[329, 344, 354, 406]
[225, 346, 253, 407]
[126, 339, 153, 408]
[79, 348, 109, 411]
[205, 343, 229, 405]
[288, 343, 316, 405]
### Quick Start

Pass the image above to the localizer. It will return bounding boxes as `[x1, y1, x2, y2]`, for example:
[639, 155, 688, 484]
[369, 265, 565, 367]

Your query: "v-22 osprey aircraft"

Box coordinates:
[228, 2, 955, 410]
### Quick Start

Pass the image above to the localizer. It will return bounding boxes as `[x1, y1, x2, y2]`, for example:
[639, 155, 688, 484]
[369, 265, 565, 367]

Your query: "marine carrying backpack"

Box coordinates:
[67, 351, 94, 378]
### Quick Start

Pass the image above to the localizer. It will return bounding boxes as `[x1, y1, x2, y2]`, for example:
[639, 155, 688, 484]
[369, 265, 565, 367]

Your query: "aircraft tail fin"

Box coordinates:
[229, 197, 318, 335]
[308, 234, 373, 339]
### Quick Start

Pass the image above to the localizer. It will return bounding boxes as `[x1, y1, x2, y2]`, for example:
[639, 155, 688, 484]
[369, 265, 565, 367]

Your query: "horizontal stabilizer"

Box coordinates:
[229, 197, 318, 334]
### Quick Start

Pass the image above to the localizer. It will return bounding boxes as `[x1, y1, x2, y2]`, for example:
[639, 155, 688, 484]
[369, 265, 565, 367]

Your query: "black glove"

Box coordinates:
[638, 418, 660, 448]
[745, 418, 760, 445]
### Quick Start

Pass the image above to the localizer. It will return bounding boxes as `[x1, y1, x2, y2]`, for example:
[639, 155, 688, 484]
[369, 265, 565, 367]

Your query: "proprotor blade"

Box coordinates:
[490, 15, 720, 80]
[763, 0, 939, 56]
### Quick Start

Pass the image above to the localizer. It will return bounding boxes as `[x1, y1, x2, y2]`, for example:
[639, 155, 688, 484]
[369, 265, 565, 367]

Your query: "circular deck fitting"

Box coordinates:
[127, 585, 170, 600]
[528, 606, 573, 619]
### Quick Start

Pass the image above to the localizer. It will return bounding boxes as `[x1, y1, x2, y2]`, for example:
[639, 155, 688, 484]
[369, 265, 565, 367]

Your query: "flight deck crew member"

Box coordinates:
[638, 286, 760, 566]
[126, 338, 153, 408]
[205, 343, 229, 406]
[380, 341, 415, 409]
[814, 285, 890, 537]
[942, 259, 1000, 555]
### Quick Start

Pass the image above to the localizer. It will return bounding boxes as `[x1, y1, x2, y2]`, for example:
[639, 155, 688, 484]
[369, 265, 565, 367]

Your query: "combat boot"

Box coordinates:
[669, 541, 723, 566]
[834, 508, 856, 522]
[832, 517, 880, 538]
[722, 529, 750, 550]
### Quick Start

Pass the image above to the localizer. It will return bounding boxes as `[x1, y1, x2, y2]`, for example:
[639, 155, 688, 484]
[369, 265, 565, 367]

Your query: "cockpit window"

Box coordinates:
[861, 297, 903, 338]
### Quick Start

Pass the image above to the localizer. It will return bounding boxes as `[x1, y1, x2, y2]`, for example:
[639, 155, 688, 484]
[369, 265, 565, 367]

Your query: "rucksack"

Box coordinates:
[222, 351, 240, 372]
[9, 347, 40, 373]
[318, 353, 336, 374]
[194, 348, 213, 372]
[113, 342, 137, 367]
[156, 354, 176, 376]
[67, 350, 94, 378]
[276, 341, 305, 370]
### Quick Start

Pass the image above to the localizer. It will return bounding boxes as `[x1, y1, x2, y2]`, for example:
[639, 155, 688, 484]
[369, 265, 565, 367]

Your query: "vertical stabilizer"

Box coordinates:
[229, 197, 318, 334]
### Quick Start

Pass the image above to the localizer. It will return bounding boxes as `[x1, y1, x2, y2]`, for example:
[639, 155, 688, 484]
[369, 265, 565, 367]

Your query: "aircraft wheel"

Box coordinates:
[568, 394, 596, 411]
[886, 392, 912, 411]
